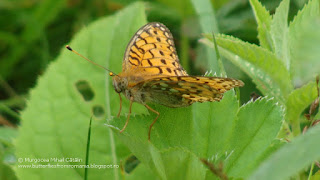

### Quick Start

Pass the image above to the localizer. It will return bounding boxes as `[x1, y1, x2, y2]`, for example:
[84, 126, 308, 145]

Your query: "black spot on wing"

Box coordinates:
[174, 69, 179, 76]
[147, 59, 153, 66]
[130, 49, 141, 58]
[129, 55, 139, 65]
[149, 50, 155, 58]
[157, 67, 163, 74]
[138, 34, 148, 44]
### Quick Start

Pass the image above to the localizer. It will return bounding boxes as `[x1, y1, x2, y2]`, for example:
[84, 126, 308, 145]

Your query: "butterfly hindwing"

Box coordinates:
[140, 76, 244, 107]
[123, 22, 187, 77]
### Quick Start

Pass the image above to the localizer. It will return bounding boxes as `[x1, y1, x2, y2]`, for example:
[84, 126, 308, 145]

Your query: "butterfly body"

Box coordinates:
[113, 74, 191, 108]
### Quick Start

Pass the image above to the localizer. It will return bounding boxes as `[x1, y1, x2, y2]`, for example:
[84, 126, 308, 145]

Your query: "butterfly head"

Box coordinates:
[111, 75, 128, 93]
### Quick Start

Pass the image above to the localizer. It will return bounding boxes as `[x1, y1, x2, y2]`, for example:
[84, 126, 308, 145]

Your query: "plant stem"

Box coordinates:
[307, 162, 315, 180]
[291, 118, 301, 137]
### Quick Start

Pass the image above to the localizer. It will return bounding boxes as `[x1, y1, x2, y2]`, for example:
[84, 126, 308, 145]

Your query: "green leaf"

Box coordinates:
[316, 113, 320, 121]
[286, 81, 318, 136]
[126, 163, 157, 180]
[191, 91, 239, 158]
[202, 34, 293, 103]
[190, 0, 222, 74]
[190, 0, 218, 33]
[289, 0, 320, 85]
[0, 160, 17, 180]
[108, 105, 193, 150]
[108, 92, 239, 179]
[0, 127, 18, 180]
[149, 146, 207, 179]
[293, 0, 309, 8]
[109, 93, 283, 179]
[15, 2, 147, 180]
[286, 81, 318, 122]
[311, 170, 320, 180]
[249, 0, 272, 50]
[0, 127, 17, 147]
[270, 0, 290, 69]
[225, 97, 284, 178]
[157, 0, 194, 18]
[109, 91, 239, 154]
[248, 125, 320, 180]
[316, 78, 320, 121]
[250, 139, 285, 167]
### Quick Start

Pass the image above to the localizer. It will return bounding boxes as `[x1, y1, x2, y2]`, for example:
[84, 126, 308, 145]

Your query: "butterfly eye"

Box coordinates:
[113, 83, 122, 93]
[112, 78, 123, 93]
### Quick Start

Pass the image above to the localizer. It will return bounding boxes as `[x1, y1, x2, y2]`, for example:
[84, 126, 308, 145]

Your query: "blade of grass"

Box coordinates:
[211, 32, 226, 77]
[84, 116, 93, 180]
[191, 0, 221, 73]
[180, 31, 190, 72]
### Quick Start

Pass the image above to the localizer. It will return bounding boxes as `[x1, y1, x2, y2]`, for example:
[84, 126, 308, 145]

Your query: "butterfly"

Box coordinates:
[66, 22, 244, 141]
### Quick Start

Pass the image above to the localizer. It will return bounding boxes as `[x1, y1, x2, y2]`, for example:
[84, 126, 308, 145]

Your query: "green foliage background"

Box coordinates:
[1, 0, 320, 179]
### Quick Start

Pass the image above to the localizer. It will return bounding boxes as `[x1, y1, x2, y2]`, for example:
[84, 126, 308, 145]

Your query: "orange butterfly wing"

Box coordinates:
[123, 22, 187, 77]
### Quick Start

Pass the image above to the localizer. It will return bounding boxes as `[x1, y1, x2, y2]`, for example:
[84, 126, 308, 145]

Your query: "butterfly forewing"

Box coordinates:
[123, 22, 187, 77]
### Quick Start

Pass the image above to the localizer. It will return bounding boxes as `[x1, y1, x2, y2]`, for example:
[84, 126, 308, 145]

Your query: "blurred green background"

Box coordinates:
[1, 0, 319, 179]
[0, 0, 308, 127]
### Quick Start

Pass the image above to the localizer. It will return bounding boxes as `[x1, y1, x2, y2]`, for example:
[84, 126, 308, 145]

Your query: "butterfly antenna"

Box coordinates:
[65, 45, 117, 76]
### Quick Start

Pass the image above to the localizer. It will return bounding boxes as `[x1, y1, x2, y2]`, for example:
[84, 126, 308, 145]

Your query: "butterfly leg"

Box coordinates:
[145, 104, 160, 141]
[120, 97, 133, 133]
[117, 93, 122, 118]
